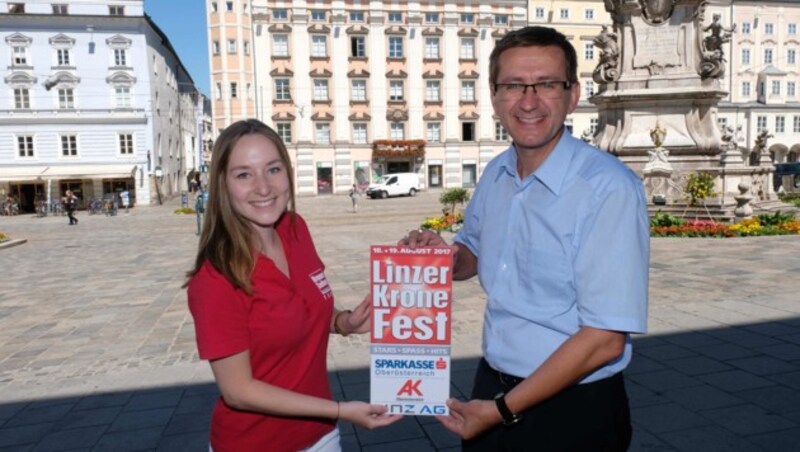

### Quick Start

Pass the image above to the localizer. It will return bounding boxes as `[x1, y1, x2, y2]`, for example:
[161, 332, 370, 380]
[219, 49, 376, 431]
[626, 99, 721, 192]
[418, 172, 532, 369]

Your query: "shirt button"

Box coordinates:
[501, 264, 507, 270]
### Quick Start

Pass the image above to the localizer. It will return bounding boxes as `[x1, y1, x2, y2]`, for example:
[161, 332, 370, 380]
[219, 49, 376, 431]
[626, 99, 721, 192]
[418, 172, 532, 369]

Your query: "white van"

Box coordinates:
[366, 173, 420, 199]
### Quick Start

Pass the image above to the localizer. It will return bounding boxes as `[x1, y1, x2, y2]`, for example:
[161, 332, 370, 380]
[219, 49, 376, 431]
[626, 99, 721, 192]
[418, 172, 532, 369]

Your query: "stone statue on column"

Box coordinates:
[700, 14, 735, 79]
[592, 25, 620, 84]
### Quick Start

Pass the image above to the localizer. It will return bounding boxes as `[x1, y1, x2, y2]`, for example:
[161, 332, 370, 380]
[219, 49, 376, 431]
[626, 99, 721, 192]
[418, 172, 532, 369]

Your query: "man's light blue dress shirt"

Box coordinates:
[454, 131, 649, 383]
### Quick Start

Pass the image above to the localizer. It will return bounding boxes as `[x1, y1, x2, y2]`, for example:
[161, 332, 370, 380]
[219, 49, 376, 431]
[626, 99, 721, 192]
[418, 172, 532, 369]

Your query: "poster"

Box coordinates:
[369, 245, 453, 415]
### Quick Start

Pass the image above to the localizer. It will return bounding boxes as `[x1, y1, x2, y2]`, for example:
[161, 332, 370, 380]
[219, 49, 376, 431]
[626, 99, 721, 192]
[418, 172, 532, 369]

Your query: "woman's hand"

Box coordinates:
[338, 401, 402, 429]
[338, 295, 371, 335]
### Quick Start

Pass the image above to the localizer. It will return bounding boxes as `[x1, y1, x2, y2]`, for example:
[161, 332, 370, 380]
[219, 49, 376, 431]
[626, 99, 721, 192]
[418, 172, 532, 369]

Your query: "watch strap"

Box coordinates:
[494, 392, 521, 426]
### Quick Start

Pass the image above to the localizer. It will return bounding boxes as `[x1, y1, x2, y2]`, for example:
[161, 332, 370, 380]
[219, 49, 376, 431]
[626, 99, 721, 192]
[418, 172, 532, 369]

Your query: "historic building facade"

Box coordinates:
[0, 0, 199, 210]
[208, 0, 800, 196]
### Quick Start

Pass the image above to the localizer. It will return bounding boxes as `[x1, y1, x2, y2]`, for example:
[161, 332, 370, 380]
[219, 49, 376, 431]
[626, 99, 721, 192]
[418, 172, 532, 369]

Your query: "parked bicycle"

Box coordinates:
[88, 197, 104, 215]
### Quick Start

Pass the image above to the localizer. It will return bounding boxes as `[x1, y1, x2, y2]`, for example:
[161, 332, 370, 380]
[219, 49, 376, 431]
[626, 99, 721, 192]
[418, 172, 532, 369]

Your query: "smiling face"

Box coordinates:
[491, 45, 580, 158]
[226, 133, 290, 233]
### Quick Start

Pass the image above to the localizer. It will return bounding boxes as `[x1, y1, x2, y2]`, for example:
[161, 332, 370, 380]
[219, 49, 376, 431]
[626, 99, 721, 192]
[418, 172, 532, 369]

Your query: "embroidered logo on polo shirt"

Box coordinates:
[309, 269, 333, 300]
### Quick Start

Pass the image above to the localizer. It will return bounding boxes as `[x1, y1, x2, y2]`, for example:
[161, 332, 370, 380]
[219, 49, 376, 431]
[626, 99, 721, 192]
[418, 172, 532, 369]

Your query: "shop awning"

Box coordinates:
[0, 164, 138, 182]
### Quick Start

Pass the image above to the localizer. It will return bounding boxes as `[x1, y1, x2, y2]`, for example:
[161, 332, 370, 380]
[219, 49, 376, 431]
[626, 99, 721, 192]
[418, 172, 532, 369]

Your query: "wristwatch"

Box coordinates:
[494, 392, 522, 426]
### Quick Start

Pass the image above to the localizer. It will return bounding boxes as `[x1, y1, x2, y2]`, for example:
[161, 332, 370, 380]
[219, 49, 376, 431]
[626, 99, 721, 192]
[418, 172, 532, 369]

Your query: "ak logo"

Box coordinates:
[396, 379, 423, 397]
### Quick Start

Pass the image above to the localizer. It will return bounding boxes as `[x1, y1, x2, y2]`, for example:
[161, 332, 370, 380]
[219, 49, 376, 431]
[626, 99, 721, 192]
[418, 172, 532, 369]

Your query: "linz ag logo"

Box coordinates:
[387, 403, 447, 415]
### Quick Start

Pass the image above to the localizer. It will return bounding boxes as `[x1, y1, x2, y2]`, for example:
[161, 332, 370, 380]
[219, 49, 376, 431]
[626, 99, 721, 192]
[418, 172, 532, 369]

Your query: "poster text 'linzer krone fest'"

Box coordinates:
[369, 245, 453, 416]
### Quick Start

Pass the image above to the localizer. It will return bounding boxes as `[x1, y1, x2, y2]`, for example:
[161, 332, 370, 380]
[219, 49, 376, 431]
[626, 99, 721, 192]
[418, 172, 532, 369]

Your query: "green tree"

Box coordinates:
[439, 188, 470, 214]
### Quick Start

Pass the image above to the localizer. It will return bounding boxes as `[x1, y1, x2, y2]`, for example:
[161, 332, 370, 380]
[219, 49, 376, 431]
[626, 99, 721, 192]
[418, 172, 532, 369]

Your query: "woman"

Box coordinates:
[65, 190, 78, 225]
[185, 119, 400, 451]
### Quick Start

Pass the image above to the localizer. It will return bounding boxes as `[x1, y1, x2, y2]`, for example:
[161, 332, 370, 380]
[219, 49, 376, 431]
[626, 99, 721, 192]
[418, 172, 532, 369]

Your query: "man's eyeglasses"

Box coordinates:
[493, 81, 572, 100]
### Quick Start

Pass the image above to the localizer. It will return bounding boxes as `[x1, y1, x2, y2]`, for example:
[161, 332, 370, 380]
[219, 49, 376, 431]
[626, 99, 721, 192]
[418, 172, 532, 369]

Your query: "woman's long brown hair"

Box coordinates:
[184, 119, 296, 295]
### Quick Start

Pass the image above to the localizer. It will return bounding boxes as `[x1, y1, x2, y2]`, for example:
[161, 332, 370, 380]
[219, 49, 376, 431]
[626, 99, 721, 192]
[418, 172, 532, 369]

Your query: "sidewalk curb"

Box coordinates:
[0, 238, 27, 250]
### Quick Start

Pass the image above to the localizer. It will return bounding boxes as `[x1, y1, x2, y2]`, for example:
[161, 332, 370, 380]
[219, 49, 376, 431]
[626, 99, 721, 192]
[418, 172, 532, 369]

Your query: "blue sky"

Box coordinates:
[145, 0, 210, 97]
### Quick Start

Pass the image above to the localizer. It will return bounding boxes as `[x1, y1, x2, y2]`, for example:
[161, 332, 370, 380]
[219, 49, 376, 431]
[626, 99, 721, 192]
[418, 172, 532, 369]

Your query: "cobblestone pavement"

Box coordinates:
[0, 192, 799, 451]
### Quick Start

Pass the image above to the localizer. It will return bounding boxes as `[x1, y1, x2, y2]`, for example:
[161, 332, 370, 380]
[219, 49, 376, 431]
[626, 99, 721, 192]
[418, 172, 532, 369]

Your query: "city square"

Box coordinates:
[1, 192, 799, 451]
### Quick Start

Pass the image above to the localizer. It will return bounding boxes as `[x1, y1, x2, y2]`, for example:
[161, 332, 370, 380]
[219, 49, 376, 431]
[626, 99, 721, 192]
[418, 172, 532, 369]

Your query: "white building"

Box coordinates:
[0, 0, 198, 211]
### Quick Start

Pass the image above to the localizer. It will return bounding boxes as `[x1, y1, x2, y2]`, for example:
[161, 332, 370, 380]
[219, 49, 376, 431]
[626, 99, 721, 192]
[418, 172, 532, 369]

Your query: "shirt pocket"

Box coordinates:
[514, 246, 575, 316]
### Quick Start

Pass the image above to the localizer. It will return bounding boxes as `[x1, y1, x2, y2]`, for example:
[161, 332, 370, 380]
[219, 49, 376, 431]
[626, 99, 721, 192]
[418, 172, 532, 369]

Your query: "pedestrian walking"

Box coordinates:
[65, 190, 78, 225]
[349, 184, 360, 213]
[120, 189, 130, 213]
[184, 119, 400, 452]
[402, 26, 649, 451]
[194, 187, 206, 236]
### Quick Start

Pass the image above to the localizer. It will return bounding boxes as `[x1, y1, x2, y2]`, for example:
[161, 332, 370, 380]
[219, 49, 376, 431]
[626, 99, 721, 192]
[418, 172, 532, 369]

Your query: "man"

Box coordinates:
[402, 26, 649, 450]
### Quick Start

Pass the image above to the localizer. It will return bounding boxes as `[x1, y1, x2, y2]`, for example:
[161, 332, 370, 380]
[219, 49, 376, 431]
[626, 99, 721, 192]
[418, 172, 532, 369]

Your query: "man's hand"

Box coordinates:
[342, 295, 371, 335]
[399, 228, 455, 249]
[436, 398, 502, 440]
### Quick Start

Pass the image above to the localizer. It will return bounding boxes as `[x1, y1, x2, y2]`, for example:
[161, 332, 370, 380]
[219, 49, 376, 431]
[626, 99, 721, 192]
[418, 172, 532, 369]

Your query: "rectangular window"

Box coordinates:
[243, 41, 250, 55]
[119, 133, 134, 154]
[776, 116, 785, 133]
[225, 1, 233, 12]
[388, 37, 403, 58]
[313, 79, 329, 101]
[560, 8, 569, 19]
[788, 49, 796, 65]
[388, 12, 402, 23]
[315, 123, 331, 144]
[584, 43, 594, 60]
[495, 122, 508, 141]
[56, 48, 71, 66]
[52, 4, 68, 15]
[790, 24, 798, 35]
[311, 10, 325, 21]
[352, 123, 368, 144]
[212, 41, 220, 55]
[788, 81, 796, 97]
[764, 48, 773, 64]
[460, 38, 475, 59]
[227, 39, 236, 54]
[109, 5, 124, 16]
[425, 12, 439, 24]
[742, 81, 751, 97]
[61, 135, 77, 156]
[535, 7, 545, 19]
[275, 79, 290, 100]
[741, 48, 750, 65]
[115, 87, 131, 108]
[311, 35, 327, 57]
[462, 122, 475, 141]
[425, 38, 440, 59]
[273, 34, 289, 56]
[230, 82, 238, 98]
[12, 46, 27, 65]
[350, 11, 365, 22]
[14, 88, 30, 109]
[272, 9, 288, 20]
[427, 122, 441, 143]
[741, 22, 751, 34]
[757, 116, 767, 131]
[494, 14, 508, 25]
[389, 80, 404, 101]
[584, 9, 594, 20]
[772, 80, 781, 95]
[276, 123, 292, 144]
[461, 81, 475, 102]
[58, 88, 74, 109]
[351, 79, 367, 101]
[114, 48, 127, 66]
[17, 136, 34, 157]
[211, 2, 218, 13]
[585, 81, 595, 97]
[460, 13, 474, 24]
[8, 3, 25, 13]
[795, 116, 800, 133]
[765, 23, 774, 35]
[216, 82, 222, 99]
[590, 118, 599, 135]
[351, 36, 366, 57]
[390, 122, 405, 140]
[426, 80, 440, 102]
